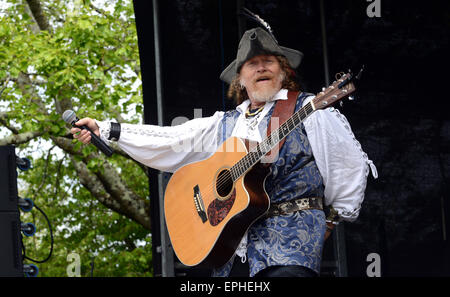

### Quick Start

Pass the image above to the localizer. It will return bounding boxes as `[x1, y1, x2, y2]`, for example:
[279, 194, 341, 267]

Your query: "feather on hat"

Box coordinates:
[220, 9, 303, 84]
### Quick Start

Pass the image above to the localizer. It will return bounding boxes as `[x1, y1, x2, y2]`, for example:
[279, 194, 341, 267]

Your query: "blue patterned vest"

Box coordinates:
[213, 92, 326, 277]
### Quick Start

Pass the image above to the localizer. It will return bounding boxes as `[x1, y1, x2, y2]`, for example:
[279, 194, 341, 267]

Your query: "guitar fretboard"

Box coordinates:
[230, 101, 315, 181]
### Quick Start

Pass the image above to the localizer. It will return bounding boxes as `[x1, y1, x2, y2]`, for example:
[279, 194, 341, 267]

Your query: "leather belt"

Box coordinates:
[266, 197, 323, 218]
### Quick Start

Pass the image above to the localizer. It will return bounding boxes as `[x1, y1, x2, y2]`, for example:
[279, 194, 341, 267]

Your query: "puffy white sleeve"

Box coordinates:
[95, 111, 225, 173]
[303, 96, 378, 222]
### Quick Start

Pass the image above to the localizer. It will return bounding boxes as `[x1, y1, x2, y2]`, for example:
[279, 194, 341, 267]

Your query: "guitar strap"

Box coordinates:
[263, 90, 300, 164]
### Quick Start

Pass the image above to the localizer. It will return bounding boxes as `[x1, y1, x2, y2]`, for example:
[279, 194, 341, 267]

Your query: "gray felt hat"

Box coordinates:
[220, 27, 304, 84]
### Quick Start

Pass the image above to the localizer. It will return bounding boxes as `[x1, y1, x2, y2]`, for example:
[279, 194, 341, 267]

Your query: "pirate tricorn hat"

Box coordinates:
[220, 9, 304, 84]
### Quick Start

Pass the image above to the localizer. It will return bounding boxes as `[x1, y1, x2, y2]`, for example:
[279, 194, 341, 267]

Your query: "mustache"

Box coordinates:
[239, 71, 286, 89]
[254, 75, 273, 83]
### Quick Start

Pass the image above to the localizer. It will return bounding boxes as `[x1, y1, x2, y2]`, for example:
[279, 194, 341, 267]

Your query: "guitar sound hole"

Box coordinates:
[216, 169, 233, 198]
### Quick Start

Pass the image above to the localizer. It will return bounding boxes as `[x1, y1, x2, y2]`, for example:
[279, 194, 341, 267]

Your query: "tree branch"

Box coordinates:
[17, 72, 49, 114]
[52, 135, 151, 230]
[70, 155, 124, 215]
[34, 145, 55, 194]
[0, 112, 20, 134]
[25, 0, 50, 31]
[59, 132, 149, 178]
[0, 76, 11, 99]
[96, 160, 151, 229]
[87, 2, 110, 18]
[0, 130, 45, 146]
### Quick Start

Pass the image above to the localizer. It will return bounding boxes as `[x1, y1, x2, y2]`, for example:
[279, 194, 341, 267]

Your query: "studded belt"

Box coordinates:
[266, 197, 323, 218]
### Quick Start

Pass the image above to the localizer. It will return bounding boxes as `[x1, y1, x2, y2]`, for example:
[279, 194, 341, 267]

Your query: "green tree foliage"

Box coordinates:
[0, 0, 152, 276]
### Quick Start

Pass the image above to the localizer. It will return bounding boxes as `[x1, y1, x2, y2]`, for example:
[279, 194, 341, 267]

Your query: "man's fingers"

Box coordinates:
[73, 117, 100, 137]
[70, 117, 97, 144]
[74, 117, 91, 127]
[79, 131, 91, 144]
[82, 135, 91, 144]
[71, 127, 81, 136]
[72, 128, 84, 138]
[73, 129, 91, 144]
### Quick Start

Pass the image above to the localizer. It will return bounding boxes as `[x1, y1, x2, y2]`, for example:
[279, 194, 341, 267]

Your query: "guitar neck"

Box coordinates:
[230, 100, 316, 181]
[229, 71, 356, 181]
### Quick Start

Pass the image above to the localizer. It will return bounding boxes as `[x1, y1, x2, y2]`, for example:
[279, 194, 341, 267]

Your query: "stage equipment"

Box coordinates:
[0, 146, 43, 277]
[0, 146, 24, 276]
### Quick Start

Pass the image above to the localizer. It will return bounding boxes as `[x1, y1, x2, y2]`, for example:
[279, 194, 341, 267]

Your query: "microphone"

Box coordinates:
[62, 110, 114, 157]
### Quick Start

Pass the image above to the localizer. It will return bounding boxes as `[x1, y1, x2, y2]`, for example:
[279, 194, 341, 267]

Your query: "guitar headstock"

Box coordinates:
[311, 71, 357, 111]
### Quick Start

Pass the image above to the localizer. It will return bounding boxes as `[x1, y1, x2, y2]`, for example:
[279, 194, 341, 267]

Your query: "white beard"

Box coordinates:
[241, 72, 285, 103]
[250, 86, 281, 103]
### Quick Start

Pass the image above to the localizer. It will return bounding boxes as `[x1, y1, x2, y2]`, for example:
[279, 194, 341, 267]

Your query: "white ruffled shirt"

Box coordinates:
[96, 89, 377, 222]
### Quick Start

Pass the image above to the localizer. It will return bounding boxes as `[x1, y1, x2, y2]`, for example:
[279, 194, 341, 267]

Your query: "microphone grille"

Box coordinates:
[62, 110, 76, 124]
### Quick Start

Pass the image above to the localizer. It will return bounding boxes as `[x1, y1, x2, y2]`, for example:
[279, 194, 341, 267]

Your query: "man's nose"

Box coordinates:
[256, 63, 267, 73]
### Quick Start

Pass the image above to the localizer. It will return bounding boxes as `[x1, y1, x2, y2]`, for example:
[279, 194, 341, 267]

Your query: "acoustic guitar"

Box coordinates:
[164, 71, 358, 268]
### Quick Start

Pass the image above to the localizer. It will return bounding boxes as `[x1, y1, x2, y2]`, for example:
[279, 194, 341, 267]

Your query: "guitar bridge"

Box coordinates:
[193, 185, 208, 223]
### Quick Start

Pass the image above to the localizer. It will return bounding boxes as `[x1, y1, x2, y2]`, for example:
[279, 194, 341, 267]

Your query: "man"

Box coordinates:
[71, 27, 377, 277]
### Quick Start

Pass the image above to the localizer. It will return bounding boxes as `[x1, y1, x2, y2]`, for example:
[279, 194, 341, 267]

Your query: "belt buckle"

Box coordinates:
[296, 198, 308, 208]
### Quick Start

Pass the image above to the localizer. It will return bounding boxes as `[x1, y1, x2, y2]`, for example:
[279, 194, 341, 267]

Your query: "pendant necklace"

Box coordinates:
[245, 106, 264, 118]
[245, 105, 265, 131]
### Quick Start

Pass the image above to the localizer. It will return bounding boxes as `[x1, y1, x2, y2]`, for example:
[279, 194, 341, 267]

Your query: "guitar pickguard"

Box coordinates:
[207, 189, 236, 226]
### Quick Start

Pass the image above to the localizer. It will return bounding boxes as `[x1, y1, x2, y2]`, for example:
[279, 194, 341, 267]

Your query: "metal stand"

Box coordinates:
[157, 172, 174, 276]
[321, 223, 348, 277]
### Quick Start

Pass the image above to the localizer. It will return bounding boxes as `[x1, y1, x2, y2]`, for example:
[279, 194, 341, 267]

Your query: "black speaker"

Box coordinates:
[0, 146, 23, 277]
[0, 146, 19, 212]
[0, 212, 23, 276]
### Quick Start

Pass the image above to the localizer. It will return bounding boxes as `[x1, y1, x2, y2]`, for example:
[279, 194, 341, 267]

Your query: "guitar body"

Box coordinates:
[164, 136, 270, 268]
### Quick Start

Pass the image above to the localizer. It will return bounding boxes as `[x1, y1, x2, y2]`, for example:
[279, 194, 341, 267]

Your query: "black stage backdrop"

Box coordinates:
[133, 0, 449, 276]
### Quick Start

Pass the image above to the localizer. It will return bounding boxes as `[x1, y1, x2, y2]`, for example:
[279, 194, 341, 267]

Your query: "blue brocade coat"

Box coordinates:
[212, 92, 326, 277]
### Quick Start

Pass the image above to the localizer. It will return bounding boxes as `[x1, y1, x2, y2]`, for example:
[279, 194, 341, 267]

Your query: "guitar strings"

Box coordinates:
[194, 103, 314, 205]
[200, 104, 314, 200]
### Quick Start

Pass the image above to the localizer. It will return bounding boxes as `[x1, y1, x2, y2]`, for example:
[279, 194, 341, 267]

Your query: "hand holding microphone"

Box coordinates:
[62, 110, 113, 157]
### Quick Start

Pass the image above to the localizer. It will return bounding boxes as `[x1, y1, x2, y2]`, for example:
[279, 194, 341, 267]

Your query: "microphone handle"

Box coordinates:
[77, 124, 114, 157]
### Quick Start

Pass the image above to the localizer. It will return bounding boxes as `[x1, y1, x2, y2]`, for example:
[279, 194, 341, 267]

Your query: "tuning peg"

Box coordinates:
[349, 95, 355, 101]
[340, 101, 344, 107]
